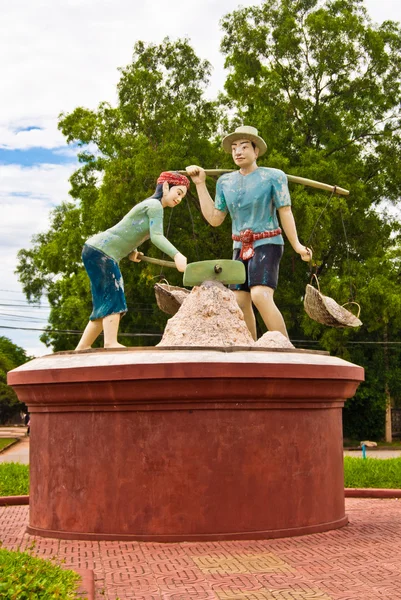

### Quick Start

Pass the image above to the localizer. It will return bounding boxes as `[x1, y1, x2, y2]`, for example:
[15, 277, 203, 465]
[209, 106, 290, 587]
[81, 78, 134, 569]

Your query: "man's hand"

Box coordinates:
[174, 252, 187, 272]
[128, 250, 142, 262]
[295, 245, 313, 262]
[186, 165, 206, 185]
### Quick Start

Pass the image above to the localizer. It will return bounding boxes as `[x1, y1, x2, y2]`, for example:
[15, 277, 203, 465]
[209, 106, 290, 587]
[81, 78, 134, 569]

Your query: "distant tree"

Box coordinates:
[0, 337, 31, 424]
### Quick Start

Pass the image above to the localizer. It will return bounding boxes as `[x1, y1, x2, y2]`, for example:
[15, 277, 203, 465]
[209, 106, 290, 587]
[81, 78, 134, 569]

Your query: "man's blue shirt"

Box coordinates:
[215, 167, 291, 249]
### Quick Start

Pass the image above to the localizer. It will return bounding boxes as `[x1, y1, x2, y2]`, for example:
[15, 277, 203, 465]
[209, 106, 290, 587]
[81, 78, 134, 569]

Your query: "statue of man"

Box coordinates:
[186, 125, 312, 340]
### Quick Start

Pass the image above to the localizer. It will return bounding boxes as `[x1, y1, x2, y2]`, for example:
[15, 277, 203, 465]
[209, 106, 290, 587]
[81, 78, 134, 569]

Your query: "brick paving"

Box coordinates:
[1, 499, 401, 599]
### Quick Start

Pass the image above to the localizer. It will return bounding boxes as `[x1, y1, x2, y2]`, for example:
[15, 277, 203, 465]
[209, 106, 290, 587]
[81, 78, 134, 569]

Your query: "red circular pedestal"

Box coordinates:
[8, 347, 364, 541]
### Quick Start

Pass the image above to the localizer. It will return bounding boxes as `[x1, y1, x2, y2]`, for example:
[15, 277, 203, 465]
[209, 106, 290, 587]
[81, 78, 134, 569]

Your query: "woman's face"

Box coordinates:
[162, 184, 187, 208]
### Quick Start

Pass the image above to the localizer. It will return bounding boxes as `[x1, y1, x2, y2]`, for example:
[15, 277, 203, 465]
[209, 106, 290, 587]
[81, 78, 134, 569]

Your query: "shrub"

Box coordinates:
[0, 546, 82, 599]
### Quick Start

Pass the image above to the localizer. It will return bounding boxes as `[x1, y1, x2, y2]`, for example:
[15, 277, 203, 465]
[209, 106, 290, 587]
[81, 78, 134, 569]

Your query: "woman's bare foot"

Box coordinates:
[104, 342, 126, 349]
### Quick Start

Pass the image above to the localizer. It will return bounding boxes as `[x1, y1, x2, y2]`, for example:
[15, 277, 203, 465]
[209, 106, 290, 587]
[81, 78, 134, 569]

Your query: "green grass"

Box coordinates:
[344, 439, 401, 448]
[0, 439, 17, 452]
[344, 456, 401, 489]
[0, 463, 29, 496]
[0, 546, 82, 599]
[376, 440, 401, 447]
[1, 457, 401, 496]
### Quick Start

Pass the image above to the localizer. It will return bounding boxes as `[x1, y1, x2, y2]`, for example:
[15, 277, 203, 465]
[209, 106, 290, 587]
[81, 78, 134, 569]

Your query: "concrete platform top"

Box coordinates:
[7, 347, 365, 395]
[7, 347, 365, 392]
[9, 346, 363, 373]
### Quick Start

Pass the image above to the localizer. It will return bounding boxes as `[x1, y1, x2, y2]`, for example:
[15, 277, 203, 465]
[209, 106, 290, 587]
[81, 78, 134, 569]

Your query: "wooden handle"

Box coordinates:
[342, 301, 361, 319]
[137, 253, 177, 269]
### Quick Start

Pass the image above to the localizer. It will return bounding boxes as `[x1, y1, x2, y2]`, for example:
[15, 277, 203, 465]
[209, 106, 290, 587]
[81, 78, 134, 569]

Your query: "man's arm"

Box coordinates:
[186, 165, 227, 227]
[278, 206, 312, 262]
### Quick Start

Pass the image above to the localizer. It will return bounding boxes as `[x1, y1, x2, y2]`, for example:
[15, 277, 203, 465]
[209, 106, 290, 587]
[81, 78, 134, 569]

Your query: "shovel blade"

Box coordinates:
[183, 259, 246, 287]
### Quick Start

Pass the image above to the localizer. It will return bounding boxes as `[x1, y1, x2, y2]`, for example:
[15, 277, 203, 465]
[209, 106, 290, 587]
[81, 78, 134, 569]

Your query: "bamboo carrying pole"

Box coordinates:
[178, 169, 349, 196]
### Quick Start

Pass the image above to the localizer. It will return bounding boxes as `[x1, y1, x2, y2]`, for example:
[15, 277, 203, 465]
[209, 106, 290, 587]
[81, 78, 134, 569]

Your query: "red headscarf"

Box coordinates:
[157, 171, 190, 189]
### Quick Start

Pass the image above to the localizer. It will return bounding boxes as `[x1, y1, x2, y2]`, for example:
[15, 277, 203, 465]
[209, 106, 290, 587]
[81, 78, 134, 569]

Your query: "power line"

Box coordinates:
[1, 325, 401, 345]
[0, 302, 51, 310]
[0, 325, 162, 337]
[292, 340, 401, 345]
[0, 289, 32, 294]
[0, 300, 156, 310]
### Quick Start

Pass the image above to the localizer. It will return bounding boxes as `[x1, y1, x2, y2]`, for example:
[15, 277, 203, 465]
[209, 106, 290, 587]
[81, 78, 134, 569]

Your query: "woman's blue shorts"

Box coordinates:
[82, 244, 127, 321]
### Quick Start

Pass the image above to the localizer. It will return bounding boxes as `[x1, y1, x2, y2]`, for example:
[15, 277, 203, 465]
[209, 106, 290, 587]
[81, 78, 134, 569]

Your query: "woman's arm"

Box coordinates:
[147, 205, 187, 272]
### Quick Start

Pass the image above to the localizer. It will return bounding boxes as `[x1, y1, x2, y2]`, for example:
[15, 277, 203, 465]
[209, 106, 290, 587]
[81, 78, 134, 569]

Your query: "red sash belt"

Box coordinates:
[232, 228, 282, 260]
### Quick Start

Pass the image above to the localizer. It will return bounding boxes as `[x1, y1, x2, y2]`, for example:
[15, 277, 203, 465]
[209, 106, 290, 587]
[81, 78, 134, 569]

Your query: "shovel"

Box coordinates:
[136, 253, 246, 286]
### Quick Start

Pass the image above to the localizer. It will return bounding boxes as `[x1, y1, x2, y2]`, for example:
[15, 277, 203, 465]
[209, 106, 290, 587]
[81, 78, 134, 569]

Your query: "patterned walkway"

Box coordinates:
[1, 499, 401, 599]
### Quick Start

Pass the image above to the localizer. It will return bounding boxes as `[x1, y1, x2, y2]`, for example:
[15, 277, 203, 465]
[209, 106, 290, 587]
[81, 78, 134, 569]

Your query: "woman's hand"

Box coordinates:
[186, 165, 206, 185]
[128, 250, 143, 262]
[174, 252, 187, 272]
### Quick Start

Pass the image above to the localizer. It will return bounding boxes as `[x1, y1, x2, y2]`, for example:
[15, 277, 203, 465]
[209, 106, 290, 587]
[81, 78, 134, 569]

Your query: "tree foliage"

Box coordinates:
[220, 0, 401, 438]
[16, 4, 401, 438]
[0, 337, 31, 424]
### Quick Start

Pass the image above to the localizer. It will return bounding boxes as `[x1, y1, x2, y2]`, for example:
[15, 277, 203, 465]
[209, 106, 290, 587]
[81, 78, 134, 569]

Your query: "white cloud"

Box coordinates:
[1, 0, 398, 150]
[0, 163, 76, 354]
[0, 118, 66, 150]
[0, 0, 265, 124]
[0, 163, 75, 203]
[0, 258, 51, 357]
[0, 0, 263, 154]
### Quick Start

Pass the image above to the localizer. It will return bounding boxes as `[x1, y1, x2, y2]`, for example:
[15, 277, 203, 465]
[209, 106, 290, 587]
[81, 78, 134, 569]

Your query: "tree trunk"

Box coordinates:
[384, 325, 392, 443]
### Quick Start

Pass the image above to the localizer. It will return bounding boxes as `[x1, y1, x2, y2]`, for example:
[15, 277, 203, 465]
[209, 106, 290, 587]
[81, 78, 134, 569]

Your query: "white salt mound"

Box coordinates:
[158, 281, 254, 347]
[254, 331, 295, 349]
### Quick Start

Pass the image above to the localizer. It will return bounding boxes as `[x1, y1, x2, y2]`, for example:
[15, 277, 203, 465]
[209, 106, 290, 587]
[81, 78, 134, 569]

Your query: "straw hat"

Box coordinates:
[222, 125, 267, 156]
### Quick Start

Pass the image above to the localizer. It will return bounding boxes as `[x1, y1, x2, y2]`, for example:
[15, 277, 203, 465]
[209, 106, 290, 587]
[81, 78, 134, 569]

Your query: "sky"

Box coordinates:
[1, 0, 400, 357]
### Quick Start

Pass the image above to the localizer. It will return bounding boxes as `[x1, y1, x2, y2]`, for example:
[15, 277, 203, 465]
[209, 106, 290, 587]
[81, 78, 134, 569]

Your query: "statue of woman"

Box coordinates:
[75, 171, 190, 351]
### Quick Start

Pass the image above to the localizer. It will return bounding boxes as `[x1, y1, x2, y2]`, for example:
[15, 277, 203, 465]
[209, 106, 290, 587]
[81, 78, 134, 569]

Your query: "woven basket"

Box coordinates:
[304, 276, 362, 328]
[154, 282, 190, 316]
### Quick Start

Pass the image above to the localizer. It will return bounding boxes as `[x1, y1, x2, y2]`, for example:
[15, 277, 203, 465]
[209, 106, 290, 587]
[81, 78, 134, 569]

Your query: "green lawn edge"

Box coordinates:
[1, 458, 401, 494]
[344, 456, 401, 489]
[0, 462, 29, 496]
[0, 439, 19, 453]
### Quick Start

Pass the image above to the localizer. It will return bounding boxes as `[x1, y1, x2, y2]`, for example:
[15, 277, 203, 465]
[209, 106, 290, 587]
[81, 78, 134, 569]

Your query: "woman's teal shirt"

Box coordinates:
[86, 198, 178, 262]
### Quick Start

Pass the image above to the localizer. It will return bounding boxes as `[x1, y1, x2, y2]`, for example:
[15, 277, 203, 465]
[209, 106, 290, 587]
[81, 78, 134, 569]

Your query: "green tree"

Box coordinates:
[0, 337, 31, 424]
[220, 0, 401, 438]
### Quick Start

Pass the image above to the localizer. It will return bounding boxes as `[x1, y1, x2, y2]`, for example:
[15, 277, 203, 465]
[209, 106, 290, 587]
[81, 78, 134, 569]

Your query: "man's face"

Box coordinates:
[231, 139, 259, 167]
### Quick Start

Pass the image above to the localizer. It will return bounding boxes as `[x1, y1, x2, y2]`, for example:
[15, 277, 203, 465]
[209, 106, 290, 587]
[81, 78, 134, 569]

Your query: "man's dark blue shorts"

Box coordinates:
[229, 244, 284, 292]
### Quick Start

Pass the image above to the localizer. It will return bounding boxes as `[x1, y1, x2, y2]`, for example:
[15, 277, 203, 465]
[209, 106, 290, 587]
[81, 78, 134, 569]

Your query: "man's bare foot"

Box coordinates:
[104, 342, 126, 348]
[75, 345, 91, 351]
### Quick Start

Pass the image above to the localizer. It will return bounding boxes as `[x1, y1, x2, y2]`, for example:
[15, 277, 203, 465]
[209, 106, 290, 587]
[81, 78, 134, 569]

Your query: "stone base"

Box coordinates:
[8, 347, 364, 541]
[26, 516, 349, 542]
